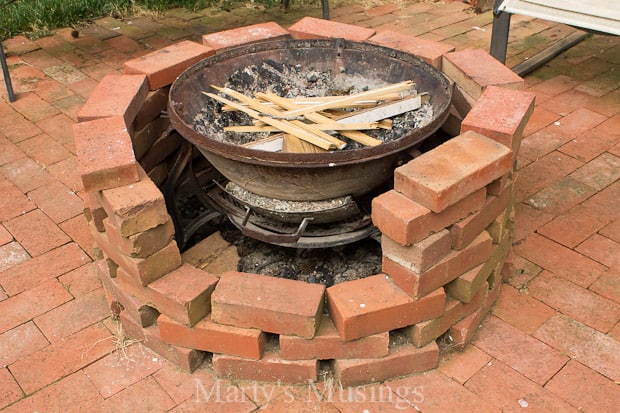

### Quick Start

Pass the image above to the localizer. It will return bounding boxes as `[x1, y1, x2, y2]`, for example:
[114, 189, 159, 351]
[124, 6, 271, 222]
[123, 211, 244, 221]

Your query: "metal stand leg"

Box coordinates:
[322, 0, 330, 20]
[490, 0, 511, 64]
[0, 42, 15, 102]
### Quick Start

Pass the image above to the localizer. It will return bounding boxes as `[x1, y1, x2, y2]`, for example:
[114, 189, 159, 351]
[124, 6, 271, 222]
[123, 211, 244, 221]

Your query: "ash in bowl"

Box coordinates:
[192, 60, 434, 149]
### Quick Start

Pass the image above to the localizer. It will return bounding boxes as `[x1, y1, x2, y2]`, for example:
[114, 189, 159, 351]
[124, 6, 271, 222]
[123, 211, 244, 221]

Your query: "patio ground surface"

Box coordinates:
[1, 1, 619, 411]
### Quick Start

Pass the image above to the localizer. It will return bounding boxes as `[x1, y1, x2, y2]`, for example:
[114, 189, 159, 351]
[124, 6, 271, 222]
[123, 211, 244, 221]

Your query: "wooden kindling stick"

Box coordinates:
[257, 92, 383, 147]
[203, 91, 343, 151]
[211, 86, 346, 151]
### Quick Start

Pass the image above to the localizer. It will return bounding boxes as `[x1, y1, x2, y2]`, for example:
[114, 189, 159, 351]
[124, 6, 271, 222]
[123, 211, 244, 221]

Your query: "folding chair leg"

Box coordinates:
[322, 0, 330, 20]
[0, 42, 15, 102]
[490, 0, 511, 64]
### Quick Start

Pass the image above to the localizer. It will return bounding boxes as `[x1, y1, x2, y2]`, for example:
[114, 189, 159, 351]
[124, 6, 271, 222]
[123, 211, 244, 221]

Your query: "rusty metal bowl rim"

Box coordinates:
[167, 38, 452, 168]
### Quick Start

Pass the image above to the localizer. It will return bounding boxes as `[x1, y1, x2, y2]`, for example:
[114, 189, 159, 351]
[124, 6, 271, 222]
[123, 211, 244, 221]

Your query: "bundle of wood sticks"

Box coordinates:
[202, 80, 427, 153]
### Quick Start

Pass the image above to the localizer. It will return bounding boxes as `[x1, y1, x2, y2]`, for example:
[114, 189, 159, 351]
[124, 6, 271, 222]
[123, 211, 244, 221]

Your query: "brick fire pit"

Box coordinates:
[74, 18, 535, 386]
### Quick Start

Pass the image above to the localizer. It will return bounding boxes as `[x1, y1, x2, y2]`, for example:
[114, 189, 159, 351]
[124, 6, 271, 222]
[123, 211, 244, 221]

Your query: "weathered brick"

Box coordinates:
[212, 351, 317, 384]
[211, 271, 325, 339]
[158, 314, 264, 359]
[279, 315, 389, 360]
[94, 228, 182, 286]
[382, 229, 452, 273]
[202, 22, 289, 51]
[98, 260, 159, 327]
[461, 85, 536, 152]
[132, 88, 169, 131]
[117, 263, 218, 326]
[139, 129, 183, 173]
[82, 192, 107, 232]
[181, 231, 231, 267]
[449, 274, 502, 350]
[450, 183, 512, 250]
[409, 284, 487, 347]
[124, 41, 214, 90]
[372, 188, 486, 245]
[367, 30, 455, 68]
[451, 83, 477, 118]
[131, 117, 170, 161]
[288, 17, 375, 41]
[74, 116, 139, 192]
[102, 217, 174, 258]
[445, 263, 491, 304]
[98, 172, 169, 237]
[77, 74, 149, 126]
[442, 49, 524, 100]
[384, 231, 493, 299]
[394, 131, 512, 212]
[119, 312, 206, 372]
[327, 274, 446, 341]
[334, 341, 439, 387]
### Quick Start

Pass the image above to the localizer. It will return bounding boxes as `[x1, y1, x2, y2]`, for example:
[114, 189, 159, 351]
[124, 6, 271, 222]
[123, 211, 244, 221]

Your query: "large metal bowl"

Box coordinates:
[168, 38, 452, 201]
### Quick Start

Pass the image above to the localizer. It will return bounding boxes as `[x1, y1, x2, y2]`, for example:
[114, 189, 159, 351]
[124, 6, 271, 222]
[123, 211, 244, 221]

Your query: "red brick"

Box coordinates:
[545, 361, 620, 412]
[58, 261, 104, 297]
[132, 88, 169, 132]
[529, 271, 620, 333]
[437, 344, 492, 385]
[395, 131, 513, 212]
[74, 116, 139, 192]
[1, 372, 102, 413]
[0, 322, 49, 367]
[288, 17, 375, 41]
[334, 341, 439, 387]
[9, 323, 115, 394]
[382, 229, 452, 273]
[280, 315, 389, 360]
[102, 217, 174, 258]
[212, 351, 317, 384]
[34, 288, 109, 342]
[367, 30, 455, 68]
[462, 85, 536, 152]
[98, 376, 175, 412]
[119, 312, 205, 373]
[514, 233, 606, 288]
[410, 285, 487, 347]
[82, 341, 165, 398]
[124, 40, 214, 90]
[442, 49, 524, 100]
[3, 209, 70, 257]
[372, 188, 486, 245]
[465, 360, 577, 412]
[98, 173, 169, 237]
[212, 271, 325, 339]
[82, 191, 107, 232]
[0, 242, 90, 296]
[98, 261, 160, 327]
[445, 236, 507, 303]
[77, 74, 148, 125]
[17, 133, 72, 167]
[0, 157, 56, 193]
[158, 314, 264, 359]
[26, 180, 83, 224]
[202, 22, 289, 51]
[385, 231, 493, 299]
[117, 263, 218, 326]
[0, 279, 72, 333]
[492, 284, 555, 334]
[181, 231, 231, 267]
[0, 367, 22, 410]
[536, 314, 620, 381]
[474, 315, 569, 385]
[450, 183, 512, 250]
[94, 229, 182, 286]
[0, 172, 39, 219]
[327, 274, 446, 341]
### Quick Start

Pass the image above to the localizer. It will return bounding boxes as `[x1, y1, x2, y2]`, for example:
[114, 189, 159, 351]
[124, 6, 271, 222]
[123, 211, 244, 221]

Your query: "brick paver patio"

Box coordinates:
[1, 1, 619, 411]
